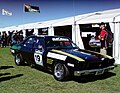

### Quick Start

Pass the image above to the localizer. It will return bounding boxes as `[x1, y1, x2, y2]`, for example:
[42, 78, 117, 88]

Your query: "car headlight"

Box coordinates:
[101, 58, 105, 61]
[11, 49, 15, 53]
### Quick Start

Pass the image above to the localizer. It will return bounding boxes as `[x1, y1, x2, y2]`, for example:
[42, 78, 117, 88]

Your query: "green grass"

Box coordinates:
[0, 47, 120, 93]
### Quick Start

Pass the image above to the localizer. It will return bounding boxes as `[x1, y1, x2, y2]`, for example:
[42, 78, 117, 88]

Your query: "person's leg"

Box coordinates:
[100, 48, 107, 55]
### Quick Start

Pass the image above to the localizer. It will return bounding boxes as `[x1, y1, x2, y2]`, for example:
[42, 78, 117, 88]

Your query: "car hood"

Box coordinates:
[49, 49, 113, 62]
[63, 49, 99, 61]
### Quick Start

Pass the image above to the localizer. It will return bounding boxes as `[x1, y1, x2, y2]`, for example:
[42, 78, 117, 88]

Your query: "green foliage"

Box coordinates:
[0, 47, 120, 93]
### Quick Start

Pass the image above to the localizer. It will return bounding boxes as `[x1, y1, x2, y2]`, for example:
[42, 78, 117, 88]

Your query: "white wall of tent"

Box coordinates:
[1, 8, 120, 64]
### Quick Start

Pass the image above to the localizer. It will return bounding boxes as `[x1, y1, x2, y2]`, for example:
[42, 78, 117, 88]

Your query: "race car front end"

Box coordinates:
[74, 58, 115, 76]
[50, 49, 116, 78]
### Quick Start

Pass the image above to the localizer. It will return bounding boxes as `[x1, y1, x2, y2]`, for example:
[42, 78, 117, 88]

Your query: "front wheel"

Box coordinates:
[14, 54, 24, 66]
[53, 63, 70, 81]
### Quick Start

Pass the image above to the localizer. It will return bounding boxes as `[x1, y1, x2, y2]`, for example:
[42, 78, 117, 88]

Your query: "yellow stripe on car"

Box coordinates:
[86, 50, 113, 59]
[51, 50, 85, 62]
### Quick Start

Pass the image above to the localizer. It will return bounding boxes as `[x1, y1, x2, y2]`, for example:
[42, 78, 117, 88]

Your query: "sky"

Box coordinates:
[0, 0, 120, 28]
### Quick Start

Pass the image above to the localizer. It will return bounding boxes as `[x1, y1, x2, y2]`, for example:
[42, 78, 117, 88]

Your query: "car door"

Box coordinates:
[33, 37, 46, 66]
[20, 37, 35, 63]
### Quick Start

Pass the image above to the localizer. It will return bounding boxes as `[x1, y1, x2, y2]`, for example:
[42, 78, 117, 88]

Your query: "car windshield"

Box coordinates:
[46, 37, 78, 49]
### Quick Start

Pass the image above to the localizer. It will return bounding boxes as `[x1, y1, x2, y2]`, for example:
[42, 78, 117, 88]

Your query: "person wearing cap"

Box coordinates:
[98, 22, 108, 54]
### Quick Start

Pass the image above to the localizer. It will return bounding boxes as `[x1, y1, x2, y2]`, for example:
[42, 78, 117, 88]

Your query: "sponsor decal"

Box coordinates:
[67, 63, 74, 67]
[47, 52, 67, 61]
[51, 50, 85, 62]
[52, 38, 69, 41]
[47, 58, 53, 64]
[34, 50, 43, 66]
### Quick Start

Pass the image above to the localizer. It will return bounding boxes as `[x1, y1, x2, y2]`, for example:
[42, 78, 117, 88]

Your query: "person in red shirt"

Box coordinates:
[98, 22, 108, 54]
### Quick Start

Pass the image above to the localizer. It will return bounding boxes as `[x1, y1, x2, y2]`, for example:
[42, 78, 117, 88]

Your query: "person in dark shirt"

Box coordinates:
[1, 32, 7, 48]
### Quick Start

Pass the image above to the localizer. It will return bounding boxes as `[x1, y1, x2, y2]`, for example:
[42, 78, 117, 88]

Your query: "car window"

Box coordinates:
[24, 37, 35, 48]
[33, 38, 45, 49]
[46, 37, 78, 49]
[33, 39, 40, 48]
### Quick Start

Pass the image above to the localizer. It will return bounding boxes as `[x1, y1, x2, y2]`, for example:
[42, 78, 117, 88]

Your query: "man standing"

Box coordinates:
[98, 22, 108, 54]
[1, 32, 7, 48]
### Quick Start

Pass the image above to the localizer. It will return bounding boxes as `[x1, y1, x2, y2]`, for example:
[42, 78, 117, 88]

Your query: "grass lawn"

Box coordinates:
[0, 47, 120, 93]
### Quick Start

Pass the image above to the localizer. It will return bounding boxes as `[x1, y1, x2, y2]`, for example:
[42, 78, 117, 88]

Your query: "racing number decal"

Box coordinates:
[34, 53, 43, 66]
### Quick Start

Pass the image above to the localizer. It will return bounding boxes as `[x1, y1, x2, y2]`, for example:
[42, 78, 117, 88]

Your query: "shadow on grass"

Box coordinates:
[0, 74, 23, 82]
[0, 66, 14, 70]
[73, 72, 116, 83]
[0, 73, 11, 76]
[0, 66, 23, 82]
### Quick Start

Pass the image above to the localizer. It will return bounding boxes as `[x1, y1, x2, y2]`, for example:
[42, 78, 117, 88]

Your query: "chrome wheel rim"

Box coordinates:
[16, 55, 20, 64]
[54, 63, 64, 79]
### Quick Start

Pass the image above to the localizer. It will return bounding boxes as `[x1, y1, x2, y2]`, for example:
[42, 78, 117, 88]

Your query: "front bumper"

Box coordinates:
[74, 65, 116, 76]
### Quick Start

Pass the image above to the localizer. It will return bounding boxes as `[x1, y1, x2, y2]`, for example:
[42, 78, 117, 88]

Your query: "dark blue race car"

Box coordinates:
[10, 35, 116, 81]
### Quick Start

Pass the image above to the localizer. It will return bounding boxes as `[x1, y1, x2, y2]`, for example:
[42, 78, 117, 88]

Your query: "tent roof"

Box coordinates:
[76, 8, 120, 24]
[49, 8, 120, 26]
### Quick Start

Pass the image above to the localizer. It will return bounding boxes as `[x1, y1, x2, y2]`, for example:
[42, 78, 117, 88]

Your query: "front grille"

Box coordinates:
[77, 58, 115, 70]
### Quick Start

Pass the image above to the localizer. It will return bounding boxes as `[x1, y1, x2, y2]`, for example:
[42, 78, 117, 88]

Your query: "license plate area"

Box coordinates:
[95, 70, 104, 75]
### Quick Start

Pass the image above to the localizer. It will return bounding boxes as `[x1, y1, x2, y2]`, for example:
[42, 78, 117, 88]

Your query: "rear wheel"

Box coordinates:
[15, 54, 24, 66]
[53, 63, 70, 81]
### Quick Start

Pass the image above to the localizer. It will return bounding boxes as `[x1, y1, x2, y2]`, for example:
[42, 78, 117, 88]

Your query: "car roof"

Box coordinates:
[28, 35, 68, 39]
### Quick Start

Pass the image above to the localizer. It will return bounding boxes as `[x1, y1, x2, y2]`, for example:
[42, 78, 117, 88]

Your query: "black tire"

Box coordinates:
[53, 63, 70, 81]
[14, 54, 24, 66]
